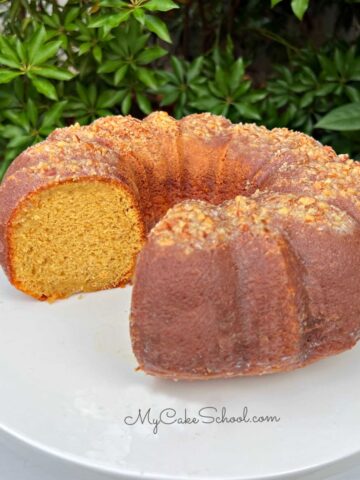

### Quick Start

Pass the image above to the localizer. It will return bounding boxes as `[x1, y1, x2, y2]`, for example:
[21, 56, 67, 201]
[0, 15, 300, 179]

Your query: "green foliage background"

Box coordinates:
[0, 0, 360, 180]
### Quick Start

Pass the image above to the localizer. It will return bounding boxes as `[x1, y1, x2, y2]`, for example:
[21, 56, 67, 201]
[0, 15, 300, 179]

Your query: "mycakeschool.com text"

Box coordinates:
[123, 406, 281, 434]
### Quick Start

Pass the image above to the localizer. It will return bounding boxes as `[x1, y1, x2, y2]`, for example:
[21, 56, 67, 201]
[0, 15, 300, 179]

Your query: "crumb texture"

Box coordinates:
[9, 181, 144, 300]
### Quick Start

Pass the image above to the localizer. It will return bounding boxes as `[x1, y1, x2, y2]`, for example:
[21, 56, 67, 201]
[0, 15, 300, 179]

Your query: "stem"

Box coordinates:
[227, 0, 241, 38]
[183, 1, 189, 58]
[251, 27, 300, 53]
[197, 0, 207, 53]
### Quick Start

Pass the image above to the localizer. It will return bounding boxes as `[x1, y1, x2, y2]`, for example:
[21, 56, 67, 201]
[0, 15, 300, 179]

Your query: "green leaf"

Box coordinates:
[97, 90, 125, 108]
[299, 91, 314, 108]
[31, 40, 63, 65]
[0, 54, 20, 69]
[171, 56, 185, 83]
[246, 91, 267, 103]
[234, 103, 261, 120]
[63, 104, 87, 117]
[229, 58, 245, 87]
[31, 76, 58, 100]
[88, 84, 97, 106]
[315, 103, 360, 131]
[160, 89, 179, 106]
[291, 0, 309, 20]
[215, 66, 229, 96]
[301, 66, 317, 84]
[187, 57, 204, 82]
[133, 7, 145, 25]
[136, 92, 152, 114]
[114, 65, 129, 84]
[28, 26, 47, 64]
[137, 67, 158, 89]
[89, 11, 130, 29]
[97, 109, 113, 118]
[34, 66, 74, 81]
[208, 81, 222, 98]
[26, 98, 38, 126]
[145, 0, 179, 11]
[0, 37, 20, 67]
[78, 42, 92, 55]
[345, 85, 360, 103]
[271, 94, 289, 109]
[171, 56, 184, 82]
[334, 49, 346, 75]
[0, 125, 24, 139]
[192, 97, 222, 111]
[3, 111, 29, 128]
[7, 135, 34, 150]
[65, 7, 80, 25]
[348, 59, 360, 81]
[144, 15, 172, 43]
[318, 54, 337, 79]
[40, 101, 67, 130]
[271, 0, 284, 6]
[137, 46, 167, 64]
[76, 83, 89, 104]
[15, 39, 27, 63]
[44, 14, 60, 30]
[315, 83, 337, 96]
[98, 0, 128, 7]
[98, 59, 123, 74]
[121, 92, 132, 115]
[0, 70, 22, 83]
[233, 80, 251, 98]
[158, 70, 176, 84]
[93, 45, 102, 63]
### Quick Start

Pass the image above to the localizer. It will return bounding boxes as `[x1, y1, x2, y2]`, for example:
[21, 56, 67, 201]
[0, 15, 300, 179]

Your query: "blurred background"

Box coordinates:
[0, 0, 359, 180]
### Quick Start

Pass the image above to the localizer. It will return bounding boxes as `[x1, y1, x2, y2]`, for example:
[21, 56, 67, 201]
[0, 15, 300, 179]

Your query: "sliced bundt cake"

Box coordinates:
[1, 112, 360, 378]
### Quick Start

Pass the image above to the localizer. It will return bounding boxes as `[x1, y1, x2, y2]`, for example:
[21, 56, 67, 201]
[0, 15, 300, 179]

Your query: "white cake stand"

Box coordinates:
[0, 270, 359, 480]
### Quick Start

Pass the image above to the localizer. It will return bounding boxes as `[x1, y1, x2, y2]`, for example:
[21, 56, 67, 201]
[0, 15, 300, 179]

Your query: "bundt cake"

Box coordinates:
[0, 112, 359, 379]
